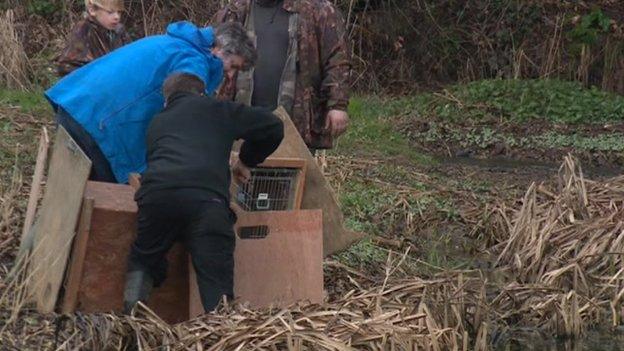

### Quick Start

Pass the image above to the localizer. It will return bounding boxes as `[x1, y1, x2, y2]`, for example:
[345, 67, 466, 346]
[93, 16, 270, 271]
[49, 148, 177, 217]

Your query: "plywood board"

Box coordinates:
[64, 181, 189, 323]
[20, 127, 49, 244]
[190, 209, 323, 318]
[29, 127, 91, 313]
[270, 107, 363, 255]
[61, 197, 94, 313]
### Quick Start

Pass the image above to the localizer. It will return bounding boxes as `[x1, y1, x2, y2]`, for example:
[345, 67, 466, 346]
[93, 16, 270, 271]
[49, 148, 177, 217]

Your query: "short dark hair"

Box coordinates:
[214, 22, 257, 70]
[162, 73, 205, 102]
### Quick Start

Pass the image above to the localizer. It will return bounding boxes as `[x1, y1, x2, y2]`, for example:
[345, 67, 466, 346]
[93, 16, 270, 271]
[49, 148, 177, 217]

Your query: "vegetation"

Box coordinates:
[331, 96, 480, 273]
[2, 0, 624, 345]
[336, 96, 432, 163]
[390, 79, 624, 168]
[0, 88, 51, 115]
[533, 132, 624, 152]
[4, 1, 624, 94]
[421, 79, 624, 123]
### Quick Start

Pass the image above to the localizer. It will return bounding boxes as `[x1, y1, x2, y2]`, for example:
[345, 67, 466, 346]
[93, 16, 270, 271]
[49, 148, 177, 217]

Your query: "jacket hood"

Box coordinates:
[166, 21, 215, 54]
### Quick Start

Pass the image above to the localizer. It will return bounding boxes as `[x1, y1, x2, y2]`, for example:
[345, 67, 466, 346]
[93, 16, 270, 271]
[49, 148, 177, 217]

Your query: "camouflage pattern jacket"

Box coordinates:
[57, 17, 131, 77]
[214, 0, 351, 149]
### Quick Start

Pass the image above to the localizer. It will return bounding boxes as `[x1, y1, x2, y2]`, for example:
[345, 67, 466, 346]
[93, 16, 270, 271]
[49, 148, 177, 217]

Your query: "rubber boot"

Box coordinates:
[122, 270, 153, 315]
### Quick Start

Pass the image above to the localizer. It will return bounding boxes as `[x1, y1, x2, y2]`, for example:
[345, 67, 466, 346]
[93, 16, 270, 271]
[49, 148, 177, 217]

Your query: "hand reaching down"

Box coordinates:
[232, 159, 251, 184]
[325, 109, 349, 137]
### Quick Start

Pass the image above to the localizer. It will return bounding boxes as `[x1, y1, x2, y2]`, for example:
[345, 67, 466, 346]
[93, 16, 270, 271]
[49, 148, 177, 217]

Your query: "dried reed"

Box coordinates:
[0, 9, 31, 90]
[482, 155, 624, 335]
[3, 152, 624, 350]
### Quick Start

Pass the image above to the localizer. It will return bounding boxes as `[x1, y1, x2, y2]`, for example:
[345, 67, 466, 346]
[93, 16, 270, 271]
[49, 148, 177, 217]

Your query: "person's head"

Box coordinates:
[85, 0, 124, 31]
[162, 73, 206, 105]
[211, 22, 257, 79]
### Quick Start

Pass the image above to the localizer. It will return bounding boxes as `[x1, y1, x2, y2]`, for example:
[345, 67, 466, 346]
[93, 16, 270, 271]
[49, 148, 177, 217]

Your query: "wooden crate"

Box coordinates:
[190, 209, 323, 317]
[62, 181, 189, 323]
[63, 155, 322, 321]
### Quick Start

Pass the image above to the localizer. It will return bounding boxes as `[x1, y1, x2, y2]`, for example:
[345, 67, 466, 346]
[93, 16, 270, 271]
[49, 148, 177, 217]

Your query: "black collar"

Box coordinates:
[255, 0, 283, 7]
[166, 91, 200, 106]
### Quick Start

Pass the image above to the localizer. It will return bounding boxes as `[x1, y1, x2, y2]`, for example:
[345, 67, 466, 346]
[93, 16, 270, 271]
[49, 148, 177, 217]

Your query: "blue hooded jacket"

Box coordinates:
[45, 22, 224, 183]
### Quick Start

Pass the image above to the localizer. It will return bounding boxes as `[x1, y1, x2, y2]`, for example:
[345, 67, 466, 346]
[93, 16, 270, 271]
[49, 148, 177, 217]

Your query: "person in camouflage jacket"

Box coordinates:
[57, 0, 131, 76]
[213, 0, 351, 149]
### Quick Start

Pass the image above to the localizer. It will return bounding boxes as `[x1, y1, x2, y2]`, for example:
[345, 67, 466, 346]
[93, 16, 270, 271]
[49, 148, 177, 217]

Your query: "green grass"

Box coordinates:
[339, 179, 398, 235]
[421, 79, 624, 123]
[336, 95, 432, 164]
[418, 122, 624, 153]
[335, 173, 470, 272]
[532, 132, 624, 152]
[335, 238, 389, 271]
[0, 88, 52, 115]
[408, 79, 624, 154]
[332, 95, 491, 271]
[0, 88, 52, 184]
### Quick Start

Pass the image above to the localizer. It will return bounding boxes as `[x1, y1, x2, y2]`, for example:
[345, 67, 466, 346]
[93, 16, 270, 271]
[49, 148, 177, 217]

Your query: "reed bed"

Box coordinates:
[0, 9, 31, 90]
[474, 155, 624, 335]
[2, 155, 624, 350]
[3, 253, 490, 351]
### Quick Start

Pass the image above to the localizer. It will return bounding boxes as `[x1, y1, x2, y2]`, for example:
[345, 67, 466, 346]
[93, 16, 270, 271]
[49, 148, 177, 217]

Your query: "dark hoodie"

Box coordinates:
[136, 92, 284, 203]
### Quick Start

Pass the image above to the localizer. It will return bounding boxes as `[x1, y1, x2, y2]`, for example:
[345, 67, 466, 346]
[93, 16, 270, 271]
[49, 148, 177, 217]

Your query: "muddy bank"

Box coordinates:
[400, 114, 624, 171]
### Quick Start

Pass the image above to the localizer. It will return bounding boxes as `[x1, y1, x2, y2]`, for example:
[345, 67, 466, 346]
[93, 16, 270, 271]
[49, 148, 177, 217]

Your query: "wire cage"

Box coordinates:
[235, 167, 301, 212]
[230, 156, 307, 239]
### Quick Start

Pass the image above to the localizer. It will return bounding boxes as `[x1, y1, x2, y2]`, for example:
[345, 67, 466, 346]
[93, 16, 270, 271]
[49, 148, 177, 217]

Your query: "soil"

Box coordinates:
[400, 115, 624, 170]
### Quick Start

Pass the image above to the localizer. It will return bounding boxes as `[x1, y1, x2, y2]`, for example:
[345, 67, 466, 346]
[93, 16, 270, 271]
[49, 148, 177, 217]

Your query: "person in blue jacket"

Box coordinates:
[45, 21, 256, 183]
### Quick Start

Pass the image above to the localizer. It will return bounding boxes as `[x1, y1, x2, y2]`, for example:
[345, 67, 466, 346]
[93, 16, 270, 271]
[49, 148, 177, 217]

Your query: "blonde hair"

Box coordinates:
[85, 0, 125, 12]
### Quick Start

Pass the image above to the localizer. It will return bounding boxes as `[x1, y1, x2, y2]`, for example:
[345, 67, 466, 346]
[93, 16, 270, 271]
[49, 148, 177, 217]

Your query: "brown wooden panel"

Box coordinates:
[258, 157, 306, 170]
[61, 197, 94, 314]
[270, 107, 363, 255]
[190, 209, 323, 318]
[83, 181, 137, 212]
[21, 127, 49, 244]
[67, 181, 189, 323]
[29, 127, 91, 313]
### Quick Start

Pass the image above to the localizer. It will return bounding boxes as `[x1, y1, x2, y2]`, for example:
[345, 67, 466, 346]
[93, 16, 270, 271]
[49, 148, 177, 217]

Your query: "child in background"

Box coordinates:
[56, 0, 131, 76]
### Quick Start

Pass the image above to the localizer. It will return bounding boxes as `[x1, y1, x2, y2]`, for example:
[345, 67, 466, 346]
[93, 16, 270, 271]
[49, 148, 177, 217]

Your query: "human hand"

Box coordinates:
[232, 160, 251, 184]
[324, 109, 349, 137]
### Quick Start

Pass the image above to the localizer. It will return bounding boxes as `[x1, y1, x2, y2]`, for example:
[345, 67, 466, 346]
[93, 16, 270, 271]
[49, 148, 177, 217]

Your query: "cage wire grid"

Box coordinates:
[235, 167, 300, 212]
[235, 167, 301, 239]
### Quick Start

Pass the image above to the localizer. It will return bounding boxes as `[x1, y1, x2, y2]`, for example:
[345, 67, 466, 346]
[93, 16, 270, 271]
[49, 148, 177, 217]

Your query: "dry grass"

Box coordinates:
[0, 9, 31, 91]
[2, 252, 490, 351]
[0, 154, 22, 258]
[2, 151, 624, 349]
[472, 155, 624, 335]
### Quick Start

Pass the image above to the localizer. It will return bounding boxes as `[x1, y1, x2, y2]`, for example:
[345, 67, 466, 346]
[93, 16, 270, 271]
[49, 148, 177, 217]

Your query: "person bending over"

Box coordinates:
[123, 73, 284, 313]
[46, 21, 255, 183]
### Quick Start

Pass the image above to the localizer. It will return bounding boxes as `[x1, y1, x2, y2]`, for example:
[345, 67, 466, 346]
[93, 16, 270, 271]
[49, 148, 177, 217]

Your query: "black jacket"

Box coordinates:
[135, 92, 284, 203]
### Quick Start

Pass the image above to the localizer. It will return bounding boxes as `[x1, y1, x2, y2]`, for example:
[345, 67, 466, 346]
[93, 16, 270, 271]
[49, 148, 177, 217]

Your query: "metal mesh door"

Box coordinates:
[235, 167, 300, 211]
